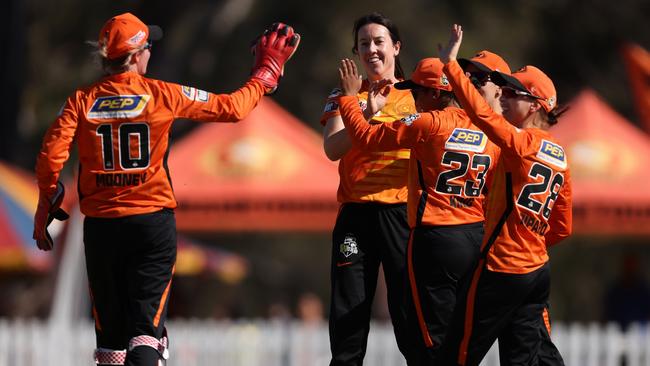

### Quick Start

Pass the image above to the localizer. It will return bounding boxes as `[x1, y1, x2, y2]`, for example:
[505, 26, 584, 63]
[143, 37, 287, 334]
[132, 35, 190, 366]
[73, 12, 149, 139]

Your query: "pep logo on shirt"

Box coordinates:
[87, 95, 150, 119]
[537, 140, 567, 169]
[445, 128, 487, 152]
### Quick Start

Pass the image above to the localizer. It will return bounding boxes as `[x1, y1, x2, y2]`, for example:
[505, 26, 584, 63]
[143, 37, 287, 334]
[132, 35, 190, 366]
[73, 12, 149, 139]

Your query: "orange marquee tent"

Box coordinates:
[550, 89, 650, 235]
[168, 98, 340, 232]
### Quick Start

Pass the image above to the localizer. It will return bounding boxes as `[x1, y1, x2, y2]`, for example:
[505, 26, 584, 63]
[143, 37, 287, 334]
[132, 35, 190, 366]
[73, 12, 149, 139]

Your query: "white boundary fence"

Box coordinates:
[1, 320, 650, 366]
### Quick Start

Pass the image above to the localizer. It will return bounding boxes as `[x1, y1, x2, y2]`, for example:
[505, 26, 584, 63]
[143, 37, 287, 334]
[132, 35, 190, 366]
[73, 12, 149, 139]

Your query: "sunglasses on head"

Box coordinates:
[501, 87, 544, 100]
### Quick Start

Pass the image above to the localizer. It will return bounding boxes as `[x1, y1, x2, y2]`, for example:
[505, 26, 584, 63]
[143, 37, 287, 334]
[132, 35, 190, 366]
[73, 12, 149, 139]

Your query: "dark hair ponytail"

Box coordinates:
[351, 12, 405, 79]
[546, 104, 570, 125]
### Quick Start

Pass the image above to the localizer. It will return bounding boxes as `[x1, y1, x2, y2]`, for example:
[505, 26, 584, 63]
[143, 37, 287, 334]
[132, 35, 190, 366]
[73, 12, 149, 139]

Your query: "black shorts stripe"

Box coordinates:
[481, 172, 513, 258]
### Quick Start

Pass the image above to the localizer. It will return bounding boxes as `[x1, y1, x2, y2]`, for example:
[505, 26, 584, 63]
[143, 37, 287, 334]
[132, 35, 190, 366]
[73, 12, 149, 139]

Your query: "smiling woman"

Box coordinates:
[319, 12, 421, 366]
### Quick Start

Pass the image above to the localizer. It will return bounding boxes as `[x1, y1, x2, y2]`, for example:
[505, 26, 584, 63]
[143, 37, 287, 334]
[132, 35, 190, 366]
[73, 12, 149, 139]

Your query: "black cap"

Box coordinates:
[394, 80, 420, 90]
[490, 71, 528, 93]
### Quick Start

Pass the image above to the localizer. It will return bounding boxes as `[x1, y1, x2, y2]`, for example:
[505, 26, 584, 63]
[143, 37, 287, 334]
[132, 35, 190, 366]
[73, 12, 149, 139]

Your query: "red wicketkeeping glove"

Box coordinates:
[33, 181, 69, 251]
[251, 22, 301, 95]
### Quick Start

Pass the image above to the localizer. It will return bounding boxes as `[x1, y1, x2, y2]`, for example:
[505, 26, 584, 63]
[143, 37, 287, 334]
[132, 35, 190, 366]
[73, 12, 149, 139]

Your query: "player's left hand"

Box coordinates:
[439, 24, 463, 64]
[338, 58, 362, 96]
[33, 181, 69, 251]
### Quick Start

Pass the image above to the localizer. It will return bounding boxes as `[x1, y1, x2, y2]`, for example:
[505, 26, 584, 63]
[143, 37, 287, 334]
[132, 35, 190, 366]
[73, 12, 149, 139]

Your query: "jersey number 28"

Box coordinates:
[516, 162, 564, 220]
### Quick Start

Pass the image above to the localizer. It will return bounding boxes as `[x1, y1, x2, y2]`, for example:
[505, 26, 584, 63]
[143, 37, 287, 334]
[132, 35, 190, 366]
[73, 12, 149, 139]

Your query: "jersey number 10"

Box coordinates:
[96, 123, 151, 170]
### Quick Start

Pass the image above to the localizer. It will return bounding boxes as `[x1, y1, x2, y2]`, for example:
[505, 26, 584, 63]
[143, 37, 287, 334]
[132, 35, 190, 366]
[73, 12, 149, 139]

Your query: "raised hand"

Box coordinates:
[339, 58, 362, 96]
[439, 24, 463, 64]
[251, 22, 301, 95]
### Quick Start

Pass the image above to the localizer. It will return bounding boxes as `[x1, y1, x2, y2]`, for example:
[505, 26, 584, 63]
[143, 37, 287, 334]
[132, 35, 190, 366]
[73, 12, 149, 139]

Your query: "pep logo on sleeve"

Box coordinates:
[536, 140, 567, 169]
[87, 95, 150, 119]
[445, 128, 487, 152]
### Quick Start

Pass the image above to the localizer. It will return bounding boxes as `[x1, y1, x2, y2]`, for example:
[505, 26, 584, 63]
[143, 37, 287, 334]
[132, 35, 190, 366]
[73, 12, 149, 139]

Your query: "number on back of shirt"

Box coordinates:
[96, 122, 150, 170]
[435, 151, 491, 197]
[516, 162, 564, 220]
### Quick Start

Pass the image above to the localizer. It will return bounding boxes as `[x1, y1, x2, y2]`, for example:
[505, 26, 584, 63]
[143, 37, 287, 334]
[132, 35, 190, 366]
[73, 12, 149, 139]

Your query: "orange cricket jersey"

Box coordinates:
[338, 96, 500, 228]
[320, 83, 415, 204]
[445, 61, 573, 274]
[36, 71, 265, 217]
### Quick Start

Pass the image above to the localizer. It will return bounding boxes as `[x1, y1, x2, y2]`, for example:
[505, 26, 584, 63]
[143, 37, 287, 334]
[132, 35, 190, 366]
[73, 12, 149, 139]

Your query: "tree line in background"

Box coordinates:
[2, 0, 649, 169]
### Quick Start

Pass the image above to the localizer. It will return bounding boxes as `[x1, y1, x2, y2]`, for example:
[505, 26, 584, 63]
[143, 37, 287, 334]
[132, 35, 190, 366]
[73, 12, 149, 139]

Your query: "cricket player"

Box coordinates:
[337, 56, 501, 364]
[321, 12, 419, 366]
[438, 24, 572, 366]
[33, 12, 299, 366]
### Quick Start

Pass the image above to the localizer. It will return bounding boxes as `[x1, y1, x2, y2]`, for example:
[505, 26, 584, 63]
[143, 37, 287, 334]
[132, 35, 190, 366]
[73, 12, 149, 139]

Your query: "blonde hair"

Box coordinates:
[87, 40, 143, 74]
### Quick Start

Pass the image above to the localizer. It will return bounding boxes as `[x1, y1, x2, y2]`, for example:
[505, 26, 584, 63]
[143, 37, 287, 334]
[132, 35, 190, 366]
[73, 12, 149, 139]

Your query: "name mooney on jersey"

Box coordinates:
[96, 172, 148, 187]
[88, 95, 150, 119]
[445, 128, 487, 152]
[536, 140, 566, 169]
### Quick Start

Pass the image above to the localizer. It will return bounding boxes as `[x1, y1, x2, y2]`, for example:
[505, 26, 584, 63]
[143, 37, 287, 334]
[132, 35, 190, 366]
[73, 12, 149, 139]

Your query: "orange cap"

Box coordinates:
[491, 65, 557, 112]
[394, 58, 452, 91]
[98, 13, 163, 60]
[458, 50, 511, 74]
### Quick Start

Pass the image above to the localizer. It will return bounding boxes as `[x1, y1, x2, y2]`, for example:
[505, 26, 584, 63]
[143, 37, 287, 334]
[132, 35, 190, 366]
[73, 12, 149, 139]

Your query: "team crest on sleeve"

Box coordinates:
[87, 95, 150, 119]
[196, 89, 209, 102]
[400, 113, 420, 126]
[323, 101, 339, 113]
[182, 86, 195, 100]
[445, 128, 487, 152]
[181, 86, 209, 102]
[358, 100, 368, 111]
[537, 140, 567, 169]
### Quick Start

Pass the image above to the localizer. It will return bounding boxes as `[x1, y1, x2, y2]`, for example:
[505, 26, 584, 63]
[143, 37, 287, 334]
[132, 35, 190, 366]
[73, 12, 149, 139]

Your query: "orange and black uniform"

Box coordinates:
[36, 71, 265, 356]
[440, 61, 572, 366]
[321, 83, 416, 365]
[338, 94, 500, 362]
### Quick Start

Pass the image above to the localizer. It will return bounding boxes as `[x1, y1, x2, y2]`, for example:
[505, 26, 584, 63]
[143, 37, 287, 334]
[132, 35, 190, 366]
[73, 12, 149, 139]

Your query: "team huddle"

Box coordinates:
[32, 10, 571, 366]
[323, 16, 570, 366]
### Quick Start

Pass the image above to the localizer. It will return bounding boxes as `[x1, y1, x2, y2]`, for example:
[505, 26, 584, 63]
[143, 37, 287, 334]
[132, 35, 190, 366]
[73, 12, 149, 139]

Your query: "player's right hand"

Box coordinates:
[439, 24, 463, 64]
[33, 181, 69, 251]
[251, 22, 301, 95]
[338, 58, 362, 96]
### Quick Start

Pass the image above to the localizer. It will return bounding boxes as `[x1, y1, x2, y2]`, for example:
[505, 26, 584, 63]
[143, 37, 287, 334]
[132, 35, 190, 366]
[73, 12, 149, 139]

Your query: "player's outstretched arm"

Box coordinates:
[251, 22, 301, 95]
